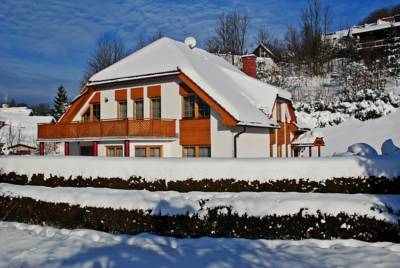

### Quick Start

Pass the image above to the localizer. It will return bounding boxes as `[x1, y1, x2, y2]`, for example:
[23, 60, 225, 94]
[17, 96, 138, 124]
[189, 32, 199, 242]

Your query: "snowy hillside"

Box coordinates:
[320, 110, 400, 156]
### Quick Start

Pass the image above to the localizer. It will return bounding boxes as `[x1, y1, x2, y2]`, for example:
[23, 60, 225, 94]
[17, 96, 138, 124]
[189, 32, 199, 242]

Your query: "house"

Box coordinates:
[0, 106, 54, 153]
[7, 143, 37, 155]
[37, 37, 323, 158]
[325, 14, 400, 64]
[252, 43, 275, 59]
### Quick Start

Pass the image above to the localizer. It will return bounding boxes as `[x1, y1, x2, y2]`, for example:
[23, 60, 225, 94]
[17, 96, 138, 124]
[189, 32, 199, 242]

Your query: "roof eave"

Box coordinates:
[87, 70, 180, 87]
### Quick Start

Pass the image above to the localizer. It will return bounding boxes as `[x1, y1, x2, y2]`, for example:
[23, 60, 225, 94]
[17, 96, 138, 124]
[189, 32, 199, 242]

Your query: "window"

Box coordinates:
[197, 98, 210, 118]
[106, 146, 123, 157]
[118, 101, 127, 119]
[93, 103, 100, 121]
[135, 147, 147, 157]
[135, 146, 162, 157]
[134, 100, 144, 119]
[82, 103, 101, 122]
[82, 108, 90, 122]
[183, 146, 196, 157]
[182, 95, 210, 119]
[183, 145, 211, 157]
[198, 146, 211, 157]
[183, 95, 195, 118]
[149, 147, 161, 157]
[150, 98, 161, 119]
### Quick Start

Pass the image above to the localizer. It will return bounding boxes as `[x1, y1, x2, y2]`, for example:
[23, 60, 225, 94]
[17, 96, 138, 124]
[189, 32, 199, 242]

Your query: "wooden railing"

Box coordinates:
[38, 118, 176, 140]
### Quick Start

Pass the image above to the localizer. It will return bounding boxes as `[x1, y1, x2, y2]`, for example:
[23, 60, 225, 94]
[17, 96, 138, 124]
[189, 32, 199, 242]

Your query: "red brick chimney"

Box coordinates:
[241, 54, 257, 78]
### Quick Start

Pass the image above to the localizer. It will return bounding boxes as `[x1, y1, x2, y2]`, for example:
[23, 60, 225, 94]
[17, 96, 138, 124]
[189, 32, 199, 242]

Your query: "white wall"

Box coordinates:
[236, 127, 270, 158]
[210, 109, 234, 157]
[211, 109, 272, 158]
[129, 140, 180, 157]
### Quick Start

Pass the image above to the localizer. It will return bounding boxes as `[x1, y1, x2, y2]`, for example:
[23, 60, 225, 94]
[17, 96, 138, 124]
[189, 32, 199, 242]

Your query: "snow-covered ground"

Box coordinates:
[1, 153, 399, 181]
[2, 183, 399, 221]
[1, 221, 400, 268]
[321, 110, 400, 156]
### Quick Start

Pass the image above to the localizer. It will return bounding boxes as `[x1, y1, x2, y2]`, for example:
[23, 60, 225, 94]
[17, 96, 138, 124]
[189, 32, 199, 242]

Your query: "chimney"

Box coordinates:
[241, 54, 257, 78]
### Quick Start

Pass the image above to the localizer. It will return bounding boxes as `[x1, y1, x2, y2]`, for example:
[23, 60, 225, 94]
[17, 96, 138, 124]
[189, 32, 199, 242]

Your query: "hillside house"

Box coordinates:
[38, 37, 324, 158]
[325, 14, 400, 64]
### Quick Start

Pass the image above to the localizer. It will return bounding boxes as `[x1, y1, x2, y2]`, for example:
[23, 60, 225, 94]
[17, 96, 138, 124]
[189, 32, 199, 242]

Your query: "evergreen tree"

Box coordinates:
[53, 85, 68, 120]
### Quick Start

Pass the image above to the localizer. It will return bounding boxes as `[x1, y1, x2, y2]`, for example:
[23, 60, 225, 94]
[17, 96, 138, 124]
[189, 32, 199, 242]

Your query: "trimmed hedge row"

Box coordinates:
[0, 196, 399, 242]
[2, 172, 400, 194]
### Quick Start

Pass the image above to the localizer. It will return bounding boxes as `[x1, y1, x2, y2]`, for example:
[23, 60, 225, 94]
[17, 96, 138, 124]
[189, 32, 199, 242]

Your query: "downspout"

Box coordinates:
[233, 126, 247, 158]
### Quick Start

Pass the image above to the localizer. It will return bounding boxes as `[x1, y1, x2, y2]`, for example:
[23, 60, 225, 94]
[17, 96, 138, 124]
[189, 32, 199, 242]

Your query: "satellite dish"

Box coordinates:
[184, 36, 197, 49]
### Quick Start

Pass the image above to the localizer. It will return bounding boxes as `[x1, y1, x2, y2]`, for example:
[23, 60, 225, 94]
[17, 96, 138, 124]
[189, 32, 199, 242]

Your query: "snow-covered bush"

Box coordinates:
[334, 143, 378, 157]
[295, 89, 400, 127]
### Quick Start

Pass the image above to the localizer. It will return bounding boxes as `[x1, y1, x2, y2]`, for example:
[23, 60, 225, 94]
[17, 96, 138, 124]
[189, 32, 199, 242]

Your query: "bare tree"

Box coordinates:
[283, 25, 302, 75]
[136, 30, 164, 50]
[205, 11, 250, 55]
[81, 34, 130, 86]
[254, 29, 272, 46]
[300, 0, 333, 75]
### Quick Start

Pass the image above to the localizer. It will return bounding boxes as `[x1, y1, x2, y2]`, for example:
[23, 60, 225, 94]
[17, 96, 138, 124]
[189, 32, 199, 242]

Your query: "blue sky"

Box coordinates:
[0, 0, 398, 105]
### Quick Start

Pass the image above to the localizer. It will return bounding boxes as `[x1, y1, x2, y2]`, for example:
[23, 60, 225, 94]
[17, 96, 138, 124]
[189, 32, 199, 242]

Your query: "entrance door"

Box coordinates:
[80, 146, 93, 156]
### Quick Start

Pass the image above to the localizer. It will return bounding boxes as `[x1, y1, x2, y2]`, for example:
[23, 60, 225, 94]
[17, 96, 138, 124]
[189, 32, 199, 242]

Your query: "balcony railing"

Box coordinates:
[38, 118, 176, 140]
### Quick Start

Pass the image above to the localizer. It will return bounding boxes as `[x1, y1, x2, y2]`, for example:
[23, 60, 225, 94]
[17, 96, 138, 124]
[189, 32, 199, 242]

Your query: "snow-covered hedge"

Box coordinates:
[1, 187, 399, 242]
[1, 155, 400, 193]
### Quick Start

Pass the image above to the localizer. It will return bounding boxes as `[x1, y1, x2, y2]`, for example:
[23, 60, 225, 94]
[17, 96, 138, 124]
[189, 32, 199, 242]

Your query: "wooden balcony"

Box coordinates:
[38, 118, 176, 140]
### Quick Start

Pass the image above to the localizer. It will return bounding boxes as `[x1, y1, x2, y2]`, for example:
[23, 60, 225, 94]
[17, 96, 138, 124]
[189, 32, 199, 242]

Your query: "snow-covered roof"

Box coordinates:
[253, 43, 275, 58]
[89, 37, 291, 127]
[352, 21, 400, 35]
[292, 130, 324, 146]
[0, 107, 33, 116]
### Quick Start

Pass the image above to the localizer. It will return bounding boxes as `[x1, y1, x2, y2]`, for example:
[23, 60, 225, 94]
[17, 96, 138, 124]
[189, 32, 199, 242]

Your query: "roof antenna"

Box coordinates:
[184, 37, 197, 49]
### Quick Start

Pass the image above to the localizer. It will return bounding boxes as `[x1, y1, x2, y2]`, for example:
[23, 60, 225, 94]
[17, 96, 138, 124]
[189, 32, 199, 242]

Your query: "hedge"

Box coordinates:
[0, 196, 399, 242]
[1, 172, 400, 194]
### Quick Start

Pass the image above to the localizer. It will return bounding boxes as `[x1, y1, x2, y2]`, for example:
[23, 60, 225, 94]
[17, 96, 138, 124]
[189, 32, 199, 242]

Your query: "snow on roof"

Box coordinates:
[0, 107, 33, 116]
[89, 37, 291, 127]
[292, 130, 324, 146]
[0, 109, 54, 147]
[352, 21, 400, 35]
[253, 43, 275, 58]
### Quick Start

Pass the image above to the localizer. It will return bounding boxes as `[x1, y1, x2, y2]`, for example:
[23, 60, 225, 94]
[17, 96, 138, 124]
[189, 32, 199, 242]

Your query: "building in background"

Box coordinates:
[325, 14, 400, 64]
[0, 106, 54, 155]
